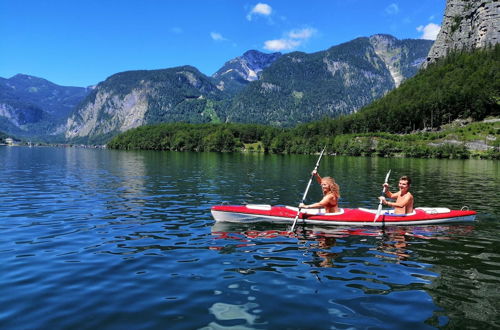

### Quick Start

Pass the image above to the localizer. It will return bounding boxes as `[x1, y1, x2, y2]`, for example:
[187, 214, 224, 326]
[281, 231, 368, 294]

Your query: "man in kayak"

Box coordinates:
[378, 176, 414, 214]
[299, 170, 341, 213]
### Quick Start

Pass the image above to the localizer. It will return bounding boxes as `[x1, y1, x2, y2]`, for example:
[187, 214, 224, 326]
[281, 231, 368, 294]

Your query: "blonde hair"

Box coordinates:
[322, 177, 340, 199]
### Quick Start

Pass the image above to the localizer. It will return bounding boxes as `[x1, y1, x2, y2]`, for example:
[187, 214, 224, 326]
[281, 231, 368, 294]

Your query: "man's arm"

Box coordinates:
[387, 193, 412, 208]
[384, 188, 398, 199]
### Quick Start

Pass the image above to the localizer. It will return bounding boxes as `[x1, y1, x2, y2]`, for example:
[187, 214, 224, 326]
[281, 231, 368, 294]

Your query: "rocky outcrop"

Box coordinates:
[0, 102, 46, 127]
[425, 0, 500, 66]
[65, 89, 149, 139]
[212, 50, 281, 94]
[369, 34, 432, 87]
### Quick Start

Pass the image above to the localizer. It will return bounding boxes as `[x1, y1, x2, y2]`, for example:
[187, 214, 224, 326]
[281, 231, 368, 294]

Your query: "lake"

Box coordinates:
[0, 146, 499, 329]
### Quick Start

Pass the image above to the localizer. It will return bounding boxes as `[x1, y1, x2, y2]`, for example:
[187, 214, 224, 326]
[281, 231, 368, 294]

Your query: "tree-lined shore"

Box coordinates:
[106, 119, 499, 159]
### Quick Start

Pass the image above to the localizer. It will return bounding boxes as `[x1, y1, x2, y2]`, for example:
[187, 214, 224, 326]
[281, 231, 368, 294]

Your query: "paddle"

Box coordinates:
[374, 169, 391, 222]
[290, 146, 327, 232]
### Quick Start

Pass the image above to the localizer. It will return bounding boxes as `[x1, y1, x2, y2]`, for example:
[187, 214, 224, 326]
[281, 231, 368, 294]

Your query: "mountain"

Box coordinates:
[223, 35, 433, 126]
[65, 66, 225, 143]
[64, 34, 432, 142]
[0, 74, 91, 138]
[212, 50, 282, 95]
[2, 34, 431, 143]
[424, 0, 500, 66]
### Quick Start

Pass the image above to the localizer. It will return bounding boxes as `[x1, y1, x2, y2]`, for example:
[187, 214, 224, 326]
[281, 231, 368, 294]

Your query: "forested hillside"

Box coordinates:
[324, 44, 500, 134]
[107, 46, 500, 159]
[222, 36, 432, 126]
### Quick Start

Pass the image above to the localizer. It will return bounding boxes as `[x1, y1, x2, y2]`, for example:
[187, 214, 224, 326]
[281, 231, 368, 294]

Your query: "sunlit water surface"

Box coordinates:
[0, 147, 499, 329]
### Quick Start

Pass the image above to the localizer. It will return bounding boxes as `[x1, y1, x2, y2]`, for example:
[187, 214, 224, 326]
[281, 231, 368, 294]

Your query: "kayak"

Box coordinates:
[210, 204, 477, 226]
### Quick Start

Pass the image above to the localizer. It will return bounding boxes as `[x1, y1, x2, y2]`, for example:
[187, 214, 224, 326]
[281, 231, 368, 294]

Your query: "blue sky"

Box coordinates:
[0, 0, 445, 87]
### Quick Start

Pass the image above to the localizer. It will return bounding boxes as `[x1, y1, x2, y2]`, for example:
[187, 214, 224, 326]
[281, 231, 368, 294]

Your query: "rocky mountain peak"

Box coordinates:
[213, 50, 282, 87]
[425, 0, 500, 66]
[240, 50, 282, 75]
[6, 74, 55, 88]
[369, 34, 398, 47]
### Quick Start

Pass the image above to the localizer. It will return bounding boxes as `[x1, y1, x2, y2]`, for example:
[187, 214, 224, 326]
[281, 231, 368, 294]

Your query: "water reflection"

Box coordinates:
[211, 222, 476, 267]
[210, 222, 452, 326]
[306, 236, 338, 268]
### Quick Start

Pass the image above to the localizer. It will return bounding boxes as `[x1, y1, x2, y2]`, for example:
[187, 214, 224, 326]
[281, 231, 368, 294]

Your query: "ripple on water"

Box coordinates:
[1, 148, 499, 329]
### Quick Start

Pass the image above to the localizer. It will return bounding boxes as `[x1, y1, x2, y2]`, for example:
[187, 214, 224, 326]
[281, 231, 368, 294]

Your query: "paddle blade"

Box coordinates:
[374, 169, 391, 222]
[384, 170, 391, 184]
[374, 203, 383, 222]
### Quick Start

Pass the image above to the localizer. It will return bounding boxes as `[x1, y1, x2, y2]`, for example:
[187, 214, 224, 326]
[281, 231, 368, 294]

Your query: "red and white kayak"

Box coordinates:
[211, 204, 477, 226]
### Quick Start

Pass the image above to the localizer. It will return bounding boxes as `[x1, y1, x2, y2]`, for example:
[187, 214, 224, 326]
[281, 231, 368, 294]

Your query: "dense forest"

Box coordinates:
[107, 46, 500, 159]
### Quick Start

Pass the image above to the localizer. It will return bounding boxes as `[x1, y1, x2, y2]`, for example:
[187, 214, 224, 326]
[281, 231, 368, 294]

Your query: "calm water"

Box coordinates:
[1, 146, 499, 329]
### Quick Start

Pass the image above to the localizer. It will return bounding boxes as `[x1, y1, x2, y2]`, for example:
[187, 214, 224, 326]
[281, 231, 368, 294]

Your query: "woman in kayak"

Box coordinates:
[378, 176, 414, 214]
[299, 170, 341, 213]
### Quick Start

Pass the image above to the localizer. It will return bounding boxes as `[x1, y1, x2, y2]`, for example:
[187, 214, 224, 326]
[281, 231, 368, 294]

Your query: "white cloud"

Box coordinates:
[263, 27, 317, 51]
[264, 39, 300, 51]
[417, 23, 441, 40]
[288, 27, 316, 39]
[210, 32, 227, 41]
[247, 3, 272, 21]
[385, 3, 399, 15]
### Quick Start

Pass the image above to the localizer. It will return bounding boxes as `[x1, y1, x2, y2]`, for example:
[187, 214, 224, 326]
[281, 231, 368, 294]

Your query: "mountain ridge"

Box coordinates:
[1, 34, 432, 142]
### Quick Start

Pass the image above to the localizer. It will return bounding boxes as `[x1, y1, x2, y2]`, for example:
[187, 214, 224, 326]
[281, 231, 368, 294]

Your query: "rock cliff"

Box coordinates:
[425, 0, 500, 65]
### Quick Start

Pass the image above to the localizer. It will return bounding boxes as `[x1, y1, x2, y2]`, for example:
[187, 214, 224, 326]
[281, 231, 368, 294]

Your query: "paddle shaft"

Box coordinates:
[290, 147, 326, 232]
[374, 170, 391, 222]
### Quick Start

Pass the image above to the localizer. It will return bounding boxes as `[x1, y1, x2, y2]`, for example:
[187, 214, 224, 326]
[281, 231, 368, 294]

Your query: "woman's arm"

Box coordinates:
[301, 195, 335, 209]
[313, 170, 322, 184]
